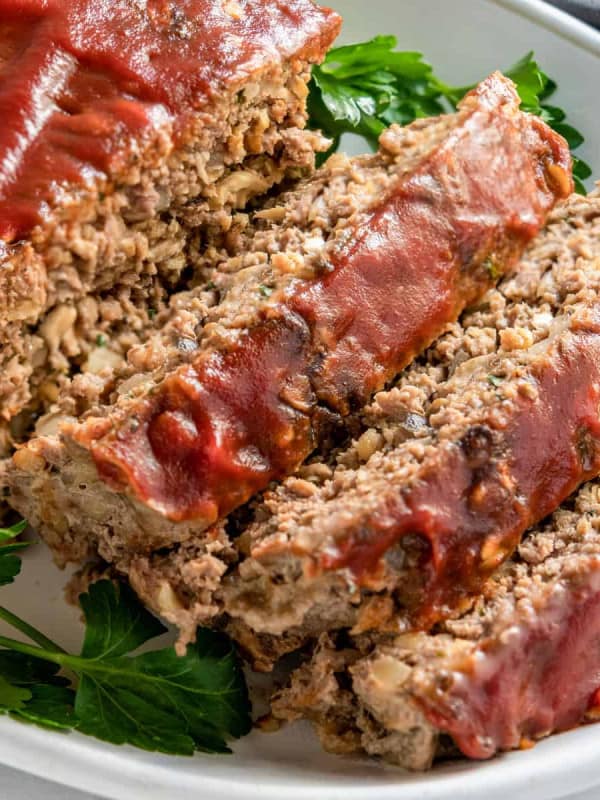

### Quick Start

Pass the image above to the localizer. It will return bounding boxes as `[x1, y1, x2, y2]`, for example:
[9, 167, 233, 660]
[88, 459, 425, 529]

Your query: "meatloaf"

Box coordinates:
[220, 189, 600, 669]
[271, 477, 600, 769]
[0, 0, 340, 449]
[53, 193, 600, 663]
[5, 74, 572, 568]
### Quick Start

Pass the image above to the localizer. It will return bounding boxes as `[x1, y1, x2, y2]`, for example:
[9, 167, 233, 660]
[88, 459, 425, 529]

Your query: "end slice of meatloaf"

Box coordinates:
[5, 74, 572, 566]
[271, 477, 600, 769]
[218, 190, 600, 667]
[0, 0, 340, 440]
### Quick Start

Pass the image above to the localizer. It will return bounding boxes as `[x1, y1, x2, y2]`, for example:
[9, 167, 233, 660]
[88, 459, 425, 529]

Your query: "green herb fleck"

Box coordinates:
[95, 334, 107, 347]
[483, 257, 501, 281]
[147, 308, 157, 320]
[487, 375, 504, 388]
[205, 280, 216, 291]
[259, 285, 273, 298]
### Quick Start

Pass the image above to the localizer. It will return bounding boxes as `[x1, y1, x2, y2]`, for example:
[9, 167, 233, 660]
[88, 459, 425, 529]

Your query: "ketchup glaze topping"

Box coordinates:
[0, 0, 340, 241]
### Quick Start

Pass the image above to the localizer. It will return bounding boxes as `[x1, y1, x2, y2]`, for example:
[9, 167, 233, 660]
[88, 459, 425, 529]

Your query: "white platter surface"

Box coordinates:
[1, 1, 600, 797]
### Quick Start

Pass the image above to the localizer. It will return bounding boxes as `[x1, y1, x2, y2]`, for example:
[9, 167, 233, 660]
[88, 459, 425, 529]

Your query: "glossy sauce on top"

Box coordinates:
[0, 0, 340, 242]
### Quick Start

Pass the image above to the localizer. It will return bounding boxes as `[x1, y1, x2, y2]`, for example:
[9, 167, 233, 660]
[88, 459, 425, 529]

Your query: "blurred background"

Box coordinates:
[549, 0, 600, 27]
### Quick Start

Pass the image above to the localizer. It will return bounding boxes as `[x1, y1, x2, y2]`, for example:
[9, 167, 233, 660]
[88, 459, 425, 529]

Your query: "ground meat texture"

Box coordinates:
[271, 478, 600, 768]
[6, 74, 572, 565]
[0, 0, 340, 444]
[53, 190, 599, 658]
[220, 190, 600, 667]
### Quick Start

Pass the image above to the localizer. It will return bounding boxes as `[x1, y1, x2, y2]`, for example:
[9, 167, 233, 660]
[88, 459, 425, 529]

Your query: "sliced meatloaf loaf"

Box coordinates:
[0, 0, 340, 444]
[5, 74, 572, 567]
[219, 190, 600, 668]
[271, 478, 600, 769]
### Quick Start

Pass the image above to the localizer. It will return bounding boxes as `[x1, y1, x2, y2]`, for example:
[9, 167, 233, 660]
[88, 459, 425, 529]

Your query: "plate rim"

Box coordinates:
[2, 717, 600, 800]
[495, 0, 600, 55]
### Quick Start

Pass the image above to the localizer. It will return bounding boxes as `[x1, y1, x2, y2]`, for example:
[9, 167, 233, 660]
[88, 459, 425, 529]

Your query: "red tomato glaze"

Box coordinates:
[0, 0, 340, 241]
[324, 318, 600, 631]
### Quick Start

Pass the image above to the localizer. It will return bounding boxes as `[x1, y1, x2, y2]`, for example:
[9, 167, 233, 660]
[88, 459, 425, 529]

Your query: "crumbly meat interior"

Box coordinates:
[122, 188, 600, 665]
[40, 190, 600, 673]
[217, 191, 600, 663]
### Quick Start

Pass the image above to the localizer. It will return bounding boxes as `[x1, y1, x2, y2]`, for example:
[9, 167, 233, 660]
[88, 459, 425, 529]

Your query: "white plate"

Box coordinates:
[2, 1, 600, 798]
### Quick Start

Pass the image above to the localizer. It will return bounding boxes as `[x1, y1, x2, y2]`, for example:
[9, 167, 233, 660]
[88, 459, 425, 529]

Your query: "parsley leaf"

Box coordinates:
[0, 520, 28, 588]
[15, 684, 77, 730]
[79, 580, 165, 659]
[0, 651, 69, 687]
[75, 628, 249, 754]
[0, 581, 251, 755]
[309, 36, 445, 161]
[0, 675, 31, 711]
[0, 651, 76, 728]
[309, 39, 591, 192]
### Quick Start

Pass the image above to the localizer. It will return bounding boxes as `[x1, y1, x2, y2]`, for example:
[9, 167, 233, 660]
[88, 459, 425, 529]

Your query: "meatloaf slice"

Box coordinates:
[0, 0, 340, 441]
[5, 74, 572, 565]
[221, 190, 600, 666]
[271, 478, 600, 769]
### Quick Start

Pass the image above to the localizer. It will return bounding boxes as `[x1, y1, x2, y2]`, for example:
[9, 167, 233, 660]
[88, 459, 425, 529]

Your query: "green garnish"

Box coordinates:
[148, 308, 157, 319]
[308, 38, 590, 192]
[483, 257, 501, 281]
[95, 334, 107, 347]
[259, 285, 273, 298]
[0, 521, 28, 588]
[0, 533, 251, 754]
[488, 375, 504, 388]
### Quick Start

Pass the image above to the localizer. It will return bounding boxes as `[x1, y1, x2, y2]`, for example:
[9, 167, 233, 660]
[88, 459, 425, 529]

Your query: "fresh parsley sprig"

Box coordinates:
[309, 37, 591, 193]
[0, 533, 251, 755]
